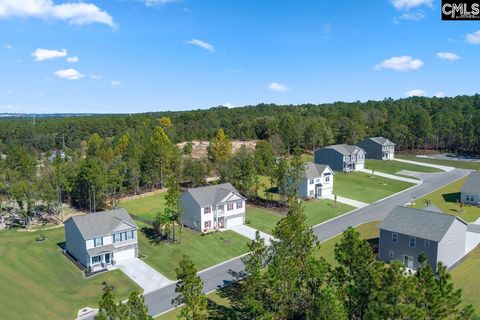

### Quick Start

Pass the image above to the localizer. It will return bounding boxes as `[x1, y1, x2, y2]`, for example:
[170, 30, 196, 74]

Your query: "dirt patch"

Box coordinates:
[177, 140, 258, 159]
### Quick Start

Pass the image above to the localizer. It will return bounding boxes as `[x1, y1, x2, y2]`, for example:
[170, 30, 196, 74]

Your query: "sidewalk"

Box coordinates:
[393, 158, 454, 172]
[324, 194, 369, 208]
[358, 168, 420, 184]
[229, 224, 274, 245]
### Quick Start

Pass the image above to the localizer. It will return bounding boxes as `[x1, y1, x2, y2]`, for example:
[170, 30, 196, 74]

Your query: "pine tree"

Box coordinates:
[208, 128, 232, 163]
[174, 255, 208, 320]
[125, 291, 152, 320]
[164, 175, 182, 243]
[140, 127, 173, 189]
[96, 282, 120, 320]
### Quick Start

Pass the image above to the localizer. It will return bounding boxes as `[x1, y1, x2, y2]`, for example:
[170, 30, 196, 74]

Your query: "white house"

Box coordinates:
[180, 183, 246, 233]
[297, 162, 334, 199]
[64, 209, 138, 272]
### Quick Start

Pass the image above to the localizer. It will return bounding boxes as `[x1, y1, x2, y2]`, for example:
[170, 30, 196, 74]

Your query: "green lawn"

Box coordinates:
[365, 159, 441, 176]
[314, 221, 380, 266]
[334, 172, 415, 203]
[303, 199, 355, 227]
[412, 176, 480, 222]
[451, 247, 480, 317]
[0, 228, 140, 320]
[396, 154, 480, 171]
[246, 206, 283, 235]
[136, 221, 250, 279]
[121, 192, 167, 220]
[257, 175, 280, 201]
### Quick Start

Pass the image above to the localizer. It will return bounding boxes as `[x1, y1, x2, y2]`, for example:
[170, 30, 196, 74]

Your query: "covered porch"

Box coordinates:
[87, 244, 115, 272]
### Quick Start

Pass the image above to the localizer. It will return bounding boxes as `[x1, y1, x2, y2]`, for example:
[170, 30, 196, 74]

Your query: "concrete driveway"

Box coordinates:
[230, 224, 274, 245]
[116, 258, 174, 293]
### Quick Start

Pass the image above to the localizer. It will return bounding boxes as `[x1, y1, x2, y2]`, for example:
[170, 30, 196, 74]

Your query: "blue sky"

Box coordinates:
[0, 0, 479, 114]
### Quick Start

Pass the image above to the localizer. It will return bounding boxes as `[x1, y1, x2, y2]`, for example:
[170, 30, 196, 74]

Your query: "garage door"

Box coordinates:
[114, 248, 136, 262]
[226, 216, 244, 229]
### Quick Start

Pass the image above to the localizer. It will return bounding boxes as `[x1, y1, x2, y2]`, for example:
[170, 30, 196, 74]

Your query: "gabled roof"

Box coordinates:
[183, 183, 244, 207]
[364, 137, 396, 146]
[67, 208, 137, 240]
[380, 206, 466, 242]
[461, 171, 480, 195]
[421, 204, 443, 213]
[320, 144, 364, 156]
[303, 162, 331, 179]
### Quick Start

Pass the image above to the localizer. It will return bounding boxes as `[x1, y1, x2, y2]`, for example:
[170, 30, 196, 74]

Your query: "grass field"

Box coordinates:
[412, 176, 480, 222]
[303, 199, 355, 227]
[365, 159, 441, 176]
[246, 206, 283, 235]
[396, 154, 480, 171]
[314, 221, 380, 265]
[0, 228, 140, 320]
[136, 221, 250, 279]
[451, 247, 480, 317]
[334, 172, 415, 203]
[121, 192, 167, 220]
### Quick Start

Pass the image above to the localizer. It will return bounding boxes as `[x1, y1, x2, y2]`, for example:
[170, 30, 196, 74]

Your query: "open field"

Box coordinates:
[365, 159, 441, 175]
[396, 154, 480, 171]
[412, 177, 480, 222]
[303, 199, 355, 227]
[246, 206, 283, 235]
[334, 172, 415, 204]
[451, 247, 480, 317]
[314, 221, 380, 265]
[136, 221, 250, 279]
[121, 192, 167, 220]
[0, 228, 140, 320]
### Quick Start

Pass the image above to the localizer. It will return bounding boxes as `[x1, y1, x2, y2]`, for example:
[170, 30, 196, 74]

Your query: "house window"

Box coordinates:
[204, 220, 211, 228]
[391, 233, 398, 244]
[325, 175, 330, 182]
[424, 240, 430, 248]
[227, 203, 234, 211]
[94, 237, 103, 247]
[91, 255, 101, 265]
[236, 201, 243, 209]
[389, 250, 394, 258]
[204, 207, 211, 214]
[309, 179, 314, 185]
[113, 233, 121, 243]
[113, 231, 135, 243]
[409, 237, 416, 248]
[309, 190, 314, 196]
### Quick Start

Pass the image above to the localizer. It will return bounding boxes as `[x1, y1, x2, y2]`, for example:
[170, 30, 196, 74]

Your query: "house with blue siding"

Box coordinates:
[357, 137, 395, 160]
[314, 144, 366, 172]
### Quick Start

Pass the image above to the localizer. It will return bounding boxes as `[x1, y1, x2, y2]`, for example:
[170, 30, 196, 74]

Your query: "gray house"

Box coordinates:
[357, 137, 395, 160]
[379, 205, 468, 271]
[181, 183, 246, 233]
[461, 171, 480, 205]
[314, 144, 366, 172]
[65, 208, 138, 272]
[296, 162, 334, 199]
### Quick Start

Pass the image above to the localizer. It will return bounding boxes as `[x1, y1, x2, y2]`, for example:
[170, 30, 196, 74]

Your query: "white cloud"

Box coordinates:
[89, 74, 103, 80]
[375, 56, 424, 71]
[66, 56, 79, 63]
[268, 82, 289, 92]
[406, 89, 427, 97]
[186, 39, 215, 52]
[434, 92, 446, 98]
[0, 0, 115, 27]
[390, 0, 433, 10]
[436, 52, 460, 61]
[3, 43, 13, 49]
[111, 80, 122, 86]
[466, 30, 480, 44]
[144, 0, 179, 6]
[394, 11, 425, 23]
[54, 68, 84, 80]
[32, 48, 67, 61]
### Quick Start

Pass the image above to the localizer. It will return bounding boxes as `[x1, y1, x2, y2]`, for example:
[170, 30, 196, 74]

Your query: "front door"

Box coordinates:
[218, 217, 225, 229]
[404, 255, 414, 269]
[105, 253, 111, 265]
[316, 187, 322, 198]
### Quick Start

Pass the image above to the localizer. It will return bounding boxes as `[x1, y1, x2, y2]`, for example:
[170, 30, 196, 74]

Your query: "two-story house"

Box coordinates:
[461, 171, 480, 206]
[64, 208, 138, 272]
[180, 183, 246, 233]
[379, 205, 468, 271]
[314, 144, 366, 172]
[296, 162, 334, 199]
[357, 137, 395, 160]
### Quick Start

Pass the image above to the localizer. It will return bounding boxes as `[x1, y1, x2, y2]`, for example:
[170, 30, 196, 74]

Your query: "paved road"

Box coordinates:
[142, 168, 471, 318]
